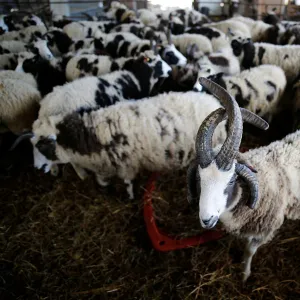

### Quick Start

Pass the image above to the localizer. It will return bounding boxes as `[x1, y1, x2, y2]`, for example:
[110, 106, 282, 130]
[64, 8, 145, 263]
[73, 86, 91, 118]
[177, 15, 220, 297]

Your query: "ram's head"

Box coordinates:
[187, 77, 269, 229]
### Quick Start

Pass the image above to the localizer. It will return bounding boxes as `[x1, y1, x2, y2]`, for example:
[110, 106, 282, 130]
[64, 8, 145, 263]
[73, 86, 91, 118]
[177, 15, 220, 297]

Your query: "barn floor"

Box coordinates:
[0, 106, 300, 299]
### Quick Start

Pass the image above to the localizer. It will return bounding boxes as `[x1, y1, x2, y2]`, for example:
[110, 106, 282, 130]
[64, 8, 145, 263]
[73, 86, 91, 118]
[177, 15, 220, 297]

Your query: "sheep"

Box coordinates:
[171, 33, 213, 59]
[65, 54, 130, 81]
[0, 70, 37, 87]
[0, 40, 27, 53]
[0, 77, 41, 134]
[45, 29, 96, 56]
[170, 8, 210, 28]
[194, 46, 241, 83]
[194, 65, 287, 121]
[185, 26, 230, 52]
[262, 8, 280, 26]
[97, 32, 187, 67]
[280, 24, 300, 45]
[109, 23, 167, 43]
[16, 54, 68, 97]
[185, 77, 300, 282]
[0, 25, 47, 43]
[0, 38, 53, 60]
[22, 90, 227, 198]
[14, 14, 45, 30]
[38, 53, 172, 119]
[105, 1, 139, 24]
[0, 53, 18, 70]
[204, 19, 251, 40]
[63, 21, 106, 39]
[231, 38, 300, 83]
[137, 9, 158, 27]
[231, 16, 284, 43]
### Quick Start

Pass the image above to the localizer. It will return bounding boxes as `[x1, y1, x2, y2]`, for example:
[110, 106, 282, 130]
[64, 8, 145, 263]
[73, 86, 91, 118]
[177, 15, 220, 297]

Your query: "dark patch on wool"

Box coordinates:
[229, 80, 249, 107]
[245, 79, 259, 97]
[241, 41, 256, 69]
[87, 27, 92, 38]
[178, 150, 185, 164]
[165, 149, 172, 159]
[77, 58, 92, 72]
[119, 41, 130, 57]
[35, 137, 58, 161]
[284, 54, 289, 59]
[266, 80, 276, 102]
[22, 55, 66, 96]
[186, 26, 220, 39]
[111, 61, 120, 72]
[92, 67, 98, 76]
[162, 49, 179, 65]
[47, 31, 73, 54]
[74, 40, 84, 51]
[57, 112, 102, 155]
[139, 44, 151, 54]
[19, 32, 25, 38]
[94, 38, 104, 53]
[115, 8, 126, 22]
[122, 56, 154, 97]
[208, 56, 229, 66]
[258, 47, 266, 65]
[131, 45, 138, 56]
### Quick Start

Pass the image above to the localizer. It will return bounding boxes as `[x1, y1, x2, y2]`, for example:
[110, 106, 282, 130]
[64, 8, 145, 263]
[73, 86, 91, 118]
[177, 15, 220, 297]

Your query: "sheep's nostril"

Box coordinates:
[202, 218, 212, 226]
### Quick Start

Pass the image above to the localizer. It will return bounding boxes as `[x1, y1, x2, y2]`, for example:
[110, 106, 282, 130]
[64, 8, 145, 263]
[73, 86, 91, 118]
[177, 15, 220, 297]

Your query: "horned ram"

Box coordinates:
[186, 77, 300, 282]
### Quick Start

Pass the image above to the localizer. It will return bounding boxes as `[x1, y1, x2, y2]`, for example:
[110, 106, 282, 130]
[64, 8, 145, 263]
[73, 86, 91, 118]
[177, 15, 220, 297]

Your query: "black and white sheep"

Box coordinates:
[186, 77, 300, 282]
[16, 54, 68, 97]
[25, 90, 227, 198]
[38, 54, 172, 118]
[204, 19, 251, 40]
[0, 53, 18, 70]
[0, 25, 47, 43]
[65, 54, 130, 81]
[194, 65, 286, 121]
[231, 38, 300, 83]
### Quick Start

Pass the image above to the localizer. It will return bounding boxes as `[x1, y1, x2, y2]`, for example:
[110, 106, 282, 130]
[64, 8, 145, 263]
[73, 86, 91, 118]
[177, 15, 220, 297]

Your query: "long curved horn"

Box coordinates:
[195, 100, 268, 169]
[196, 108, 226, 168]
[199, 77, 243, 171]
[9, 132, 34, 151]
[187, 159, 201, 204]
[235, 163, 259, 209]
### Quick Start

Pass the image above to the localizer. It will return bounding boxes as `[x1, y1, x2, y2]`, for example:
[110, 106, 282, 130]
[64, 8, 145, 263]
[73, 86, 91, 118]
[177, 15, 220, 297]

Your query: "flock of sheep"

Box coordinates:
[1, 1, 300, 282]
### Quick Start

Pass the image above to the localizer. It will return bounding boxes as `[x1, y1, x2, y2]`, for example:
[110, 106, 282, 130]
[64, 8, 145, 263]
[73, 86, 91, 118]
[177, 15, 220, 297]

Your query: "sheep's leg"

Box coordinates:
[242, 237, 263, 282]
[50, 164, 59, 176]
[124, 179, 134, 200]
[71, 163, 88, 180]
[95, 174, 110, 187]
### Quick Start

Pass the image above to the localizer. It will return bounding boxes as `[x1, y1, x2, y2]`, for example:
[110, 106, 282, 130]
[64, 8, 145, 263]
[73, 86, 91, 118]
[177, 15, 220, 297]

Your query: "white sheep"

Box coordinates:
[0, 53, 18, 70]
[0, 40, 27, 53]
[63, 21, 107, 39]
[171, 33, 213, 59]
[27, 91, 227, 198]
[187, 77, 300, 282]
[0, 76, 41, 134]
[204, 19, 251, 40]
[194, 65, 286, 121]
[0, 70, 37, 87]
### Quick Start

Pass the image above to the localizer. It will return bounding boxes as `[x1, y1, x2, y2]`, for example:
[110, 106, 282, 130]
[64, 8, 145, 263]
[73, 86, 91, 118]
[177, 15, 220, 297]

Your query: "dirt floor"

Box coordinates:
[0, 116, 300, 299]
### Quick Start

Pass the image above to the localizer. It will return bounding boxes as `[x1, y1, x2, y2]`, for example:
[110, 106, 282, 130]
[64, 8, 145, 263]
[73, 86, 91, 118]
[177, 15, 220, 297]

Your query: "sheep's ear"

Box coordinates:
[187, 159, 201, 206]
